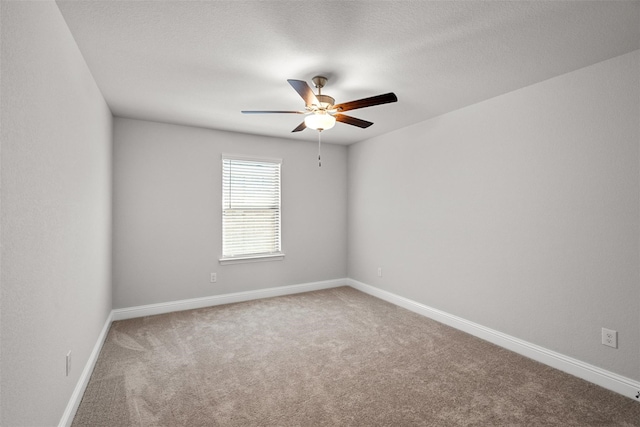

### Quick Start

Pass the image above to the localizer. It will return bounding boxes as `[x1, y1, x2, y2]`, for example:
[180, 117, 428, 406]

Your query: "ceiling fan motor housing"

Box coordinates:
[316, 95, 335, 109]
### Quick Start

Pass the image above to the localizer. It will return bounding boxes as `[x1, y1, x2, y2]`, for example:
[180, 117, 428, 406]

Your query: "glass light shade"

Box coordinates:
[304, 113, 336, 130]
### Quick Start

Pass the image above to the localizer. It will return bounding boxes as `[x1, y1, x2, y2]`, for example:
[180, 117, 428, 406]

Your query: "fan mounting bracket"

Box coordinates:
[312, 75, 328, 90]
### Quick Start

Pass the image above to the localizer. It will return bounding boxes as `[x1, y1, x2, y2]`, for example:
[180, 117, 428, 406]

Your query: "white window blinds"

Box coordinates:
[222, 156, 282, 259]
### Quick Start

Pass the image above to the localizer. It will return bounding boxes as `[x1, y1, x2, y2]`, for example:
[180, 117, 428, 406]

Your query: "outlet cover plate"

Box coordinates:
[601, 328, 617, 348]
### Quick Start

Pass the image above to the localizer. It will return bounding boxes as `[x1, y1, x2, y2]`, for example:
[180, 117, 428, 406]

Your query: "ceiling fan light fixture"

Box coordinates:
[304, 113, 336, 131]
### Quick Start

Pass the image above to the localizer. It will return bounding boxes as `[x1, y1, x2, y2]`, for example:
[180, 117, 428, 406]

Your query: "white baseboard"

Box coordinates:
[347, 278, 640, 402]
[58, 310, 113, 427]
[112, 278, 346, 321]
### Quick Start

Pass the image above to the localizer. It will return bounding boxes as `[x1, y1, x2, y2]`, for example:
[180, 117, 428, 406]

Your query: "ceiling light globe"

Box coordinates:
[304, 114, 336, 131]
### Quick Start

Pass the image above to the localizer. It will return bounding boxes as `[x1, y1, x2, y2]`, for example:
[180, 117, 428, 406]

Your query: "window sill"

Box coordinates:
[219, 253, 285, 265]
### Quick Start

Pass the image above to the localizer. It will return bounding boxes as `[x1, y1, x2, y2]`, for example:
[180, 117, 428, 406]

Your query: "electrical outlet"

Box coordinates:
[210, 273, 217, 283]
[601, 328, 617, 348]
[377, 267, 382, 277]
[66, 351, 72, 376]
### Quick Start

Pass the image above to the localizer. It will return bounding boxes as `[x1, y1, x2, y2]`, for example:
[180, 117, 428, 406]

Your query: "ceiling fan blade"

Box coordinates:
[242, 110, 305, 114]
[287, 79, 320, 107]
[334, 114, 374, 129]
[333, 92, 398, 113]
[291, 121, 307, 132]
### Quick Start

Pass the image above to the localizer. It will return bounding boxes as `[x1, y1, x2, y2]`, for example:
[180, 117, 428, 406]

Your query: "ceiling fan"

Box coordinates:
[242, 75, 397, 166]
[242, 75, 397, 133]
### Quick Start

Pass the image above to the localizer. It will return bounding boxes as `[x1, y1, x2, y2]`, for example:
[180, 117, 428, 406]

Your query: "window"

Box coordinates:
[220, 155, 283, 263]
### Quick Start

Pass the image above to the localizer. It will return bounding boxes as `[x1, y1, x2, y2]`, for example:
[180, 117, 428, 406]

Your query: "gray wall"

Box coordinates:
[112, 118, 347, 308]
[1, 2, 113, 426]
[348, 50, 640, 380]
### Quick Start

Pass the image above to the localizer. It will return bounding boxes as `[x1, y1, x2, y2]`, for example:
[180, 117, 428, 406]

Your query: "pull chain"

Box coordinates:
[318, 130, 322, 167]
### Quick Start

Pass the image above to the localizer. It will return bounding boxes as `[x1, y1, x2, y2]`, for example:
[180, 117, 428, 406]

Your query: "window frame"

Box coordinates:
[219, 154, 284, 265]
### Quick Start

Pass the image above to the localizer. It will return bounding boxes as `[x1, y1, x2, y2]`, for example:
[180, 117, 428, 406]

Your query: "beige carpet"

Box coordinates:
[72, 287, 640, 426]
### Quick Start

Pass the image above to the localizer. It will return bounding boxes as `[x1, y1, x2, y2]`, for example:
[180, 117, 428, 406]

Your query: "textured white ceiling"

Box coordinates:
[55, 1, 640, 145]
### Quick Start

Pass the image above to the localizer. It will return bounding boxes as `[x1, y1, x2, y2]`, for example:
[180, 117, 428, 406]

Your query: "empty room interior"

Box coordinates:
[2, 1, 640, 426]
